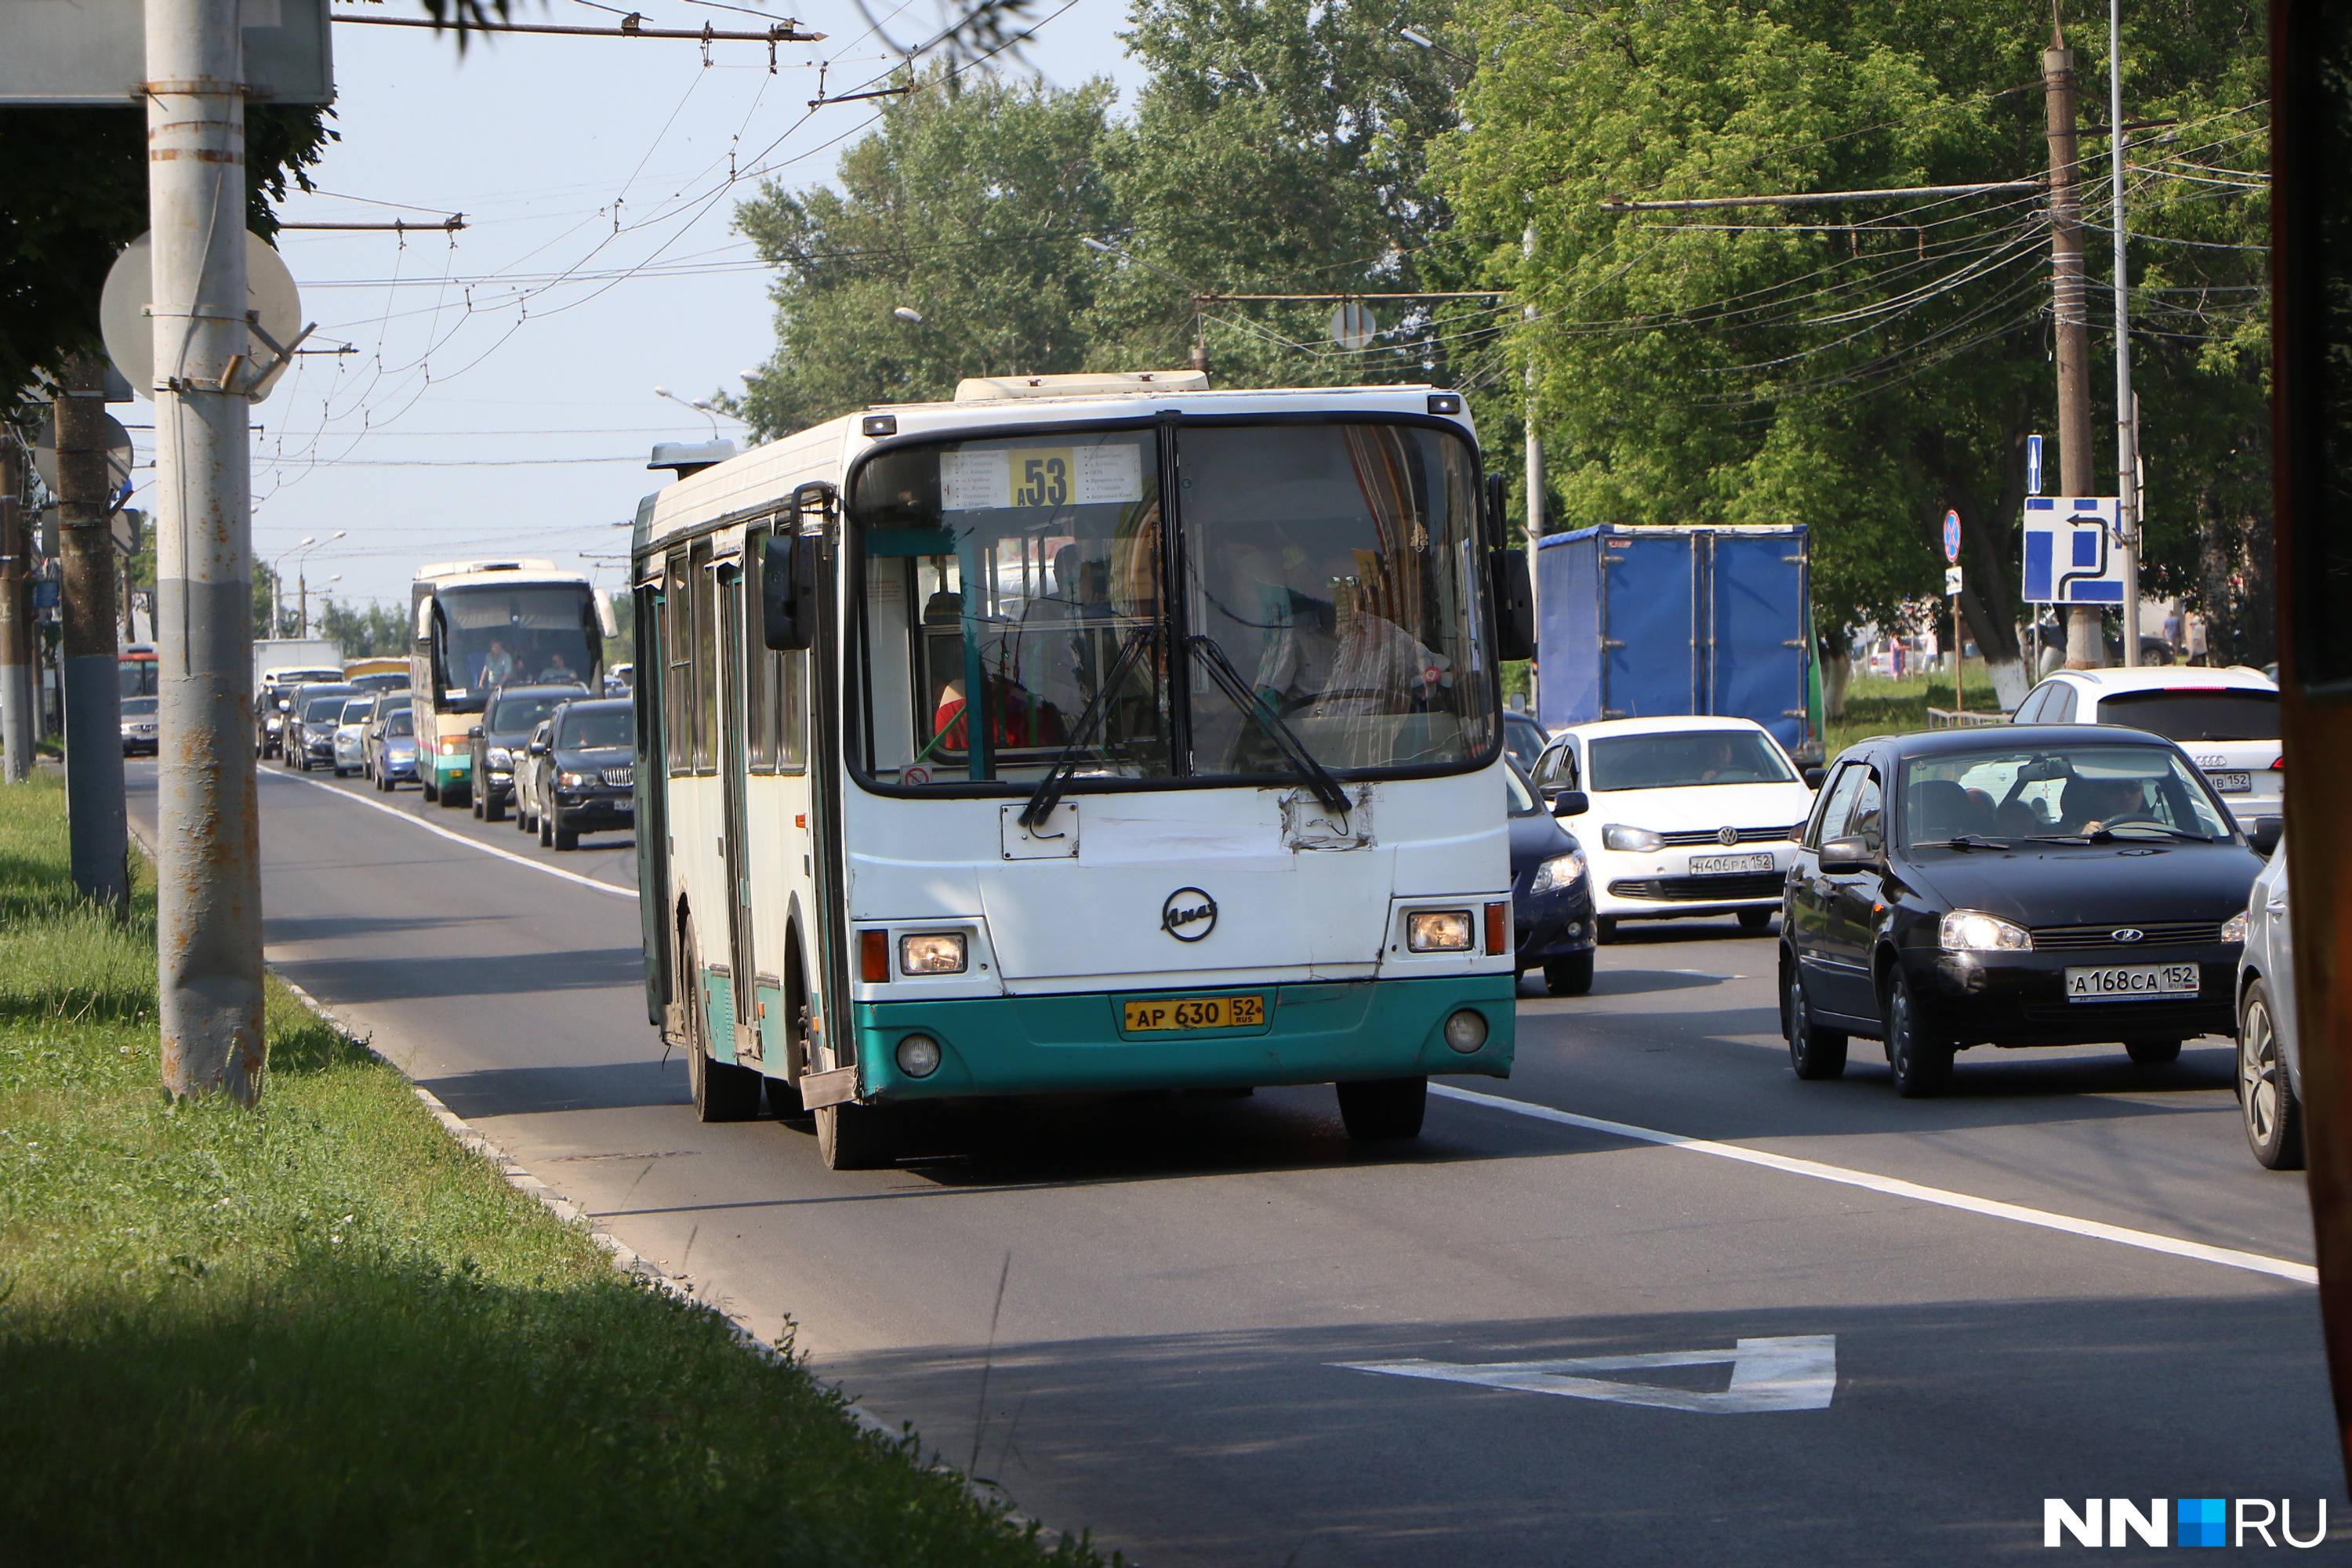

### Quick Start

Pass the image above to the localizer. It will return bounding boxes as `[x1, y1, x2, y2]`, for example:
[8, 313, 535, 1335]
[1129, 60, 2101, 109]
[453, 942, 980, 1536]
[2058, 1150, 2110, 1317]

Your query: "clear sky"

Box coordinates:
[125, 0, 1146, 615]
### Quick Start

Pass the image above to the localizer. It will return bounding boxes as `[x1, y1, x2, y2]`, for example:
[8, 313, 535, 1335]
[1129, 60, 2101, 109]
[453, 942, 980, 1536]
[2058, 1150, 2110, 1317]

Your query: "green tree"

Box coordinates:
[313, 599, 412, 659]
[0, 106, 334, 416]
[1091, 0, 1479, 388]
[728, 69, 1122, 439]
[1443, 0, 2270, 702]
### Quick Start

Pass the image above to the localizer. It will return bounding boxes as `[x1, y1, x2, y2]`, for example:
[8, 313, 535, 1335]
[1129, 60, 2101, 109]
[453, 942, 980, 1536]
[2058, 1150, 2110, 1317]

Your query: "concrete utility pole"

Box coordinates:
[148, 0, 266, 1103]
[0, 437, 31, 782]
[2045, 27, 2103, 669]
[2108, 0, 2140, 667]
[53, 354, 129, 904]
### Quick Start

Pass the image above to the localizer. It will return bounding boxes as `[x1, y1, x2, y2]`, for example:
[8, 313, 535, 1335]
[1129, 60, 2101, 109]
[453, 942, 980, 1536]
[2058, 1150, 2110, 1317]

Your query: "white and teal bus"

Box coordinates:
[630, 372, 1534, 1169]
[408, 559, 614, 805]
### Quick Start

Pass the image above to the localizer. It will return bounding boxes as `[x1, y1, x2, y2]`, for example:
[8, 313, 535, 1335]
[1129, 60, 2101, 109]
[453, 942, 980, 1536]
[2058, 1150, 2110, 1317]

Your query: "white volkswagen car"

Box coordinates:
[2013, 666, 2279, 830]
[1529, 717, 1817, 938]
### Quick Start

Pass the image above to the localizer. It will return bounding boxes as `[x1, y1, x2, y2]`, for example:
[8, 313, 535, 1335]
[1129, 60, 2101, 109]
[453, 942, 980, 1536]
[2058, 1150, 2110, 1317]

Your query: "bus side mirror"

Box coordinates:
[763, 532, 818, 652]
[1490, 548, 1534, 662]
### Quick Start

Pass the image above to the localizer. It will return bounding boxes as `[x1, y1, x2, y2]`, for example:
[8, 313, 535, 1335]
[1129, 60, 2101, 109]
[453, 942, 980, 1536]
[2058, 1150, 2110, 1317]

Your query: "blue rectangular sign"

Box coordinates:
[2020, 496, 2122, 604]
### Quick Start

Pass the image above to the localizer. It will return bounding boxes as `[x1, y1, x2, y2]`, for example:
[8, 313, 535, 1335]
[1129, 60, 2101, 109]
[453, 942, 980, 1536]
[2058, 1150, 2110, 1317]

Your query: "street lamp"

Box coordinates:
[285, 531, 346, 638]
[267, 535, 316, 637]
[891, 303, 992, 376]
[655, 384, 737, 439]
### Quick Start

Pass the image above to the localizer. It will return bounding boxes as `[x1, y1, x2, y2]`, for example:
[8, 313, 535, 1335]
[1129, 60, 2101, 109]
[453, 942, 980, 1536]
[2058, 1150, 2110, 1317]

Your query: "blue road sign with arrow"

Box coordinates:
[2026, 434, 2044, 496]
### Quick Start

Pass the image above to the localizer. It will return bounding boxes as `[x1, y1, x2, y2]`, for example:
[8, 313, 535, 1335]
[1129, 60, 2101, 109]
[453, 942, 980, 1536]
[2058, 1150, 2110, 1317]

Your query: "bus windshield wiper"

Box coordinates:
[1018, 629, 1153, 831]
[1186, 634, 1351, 815]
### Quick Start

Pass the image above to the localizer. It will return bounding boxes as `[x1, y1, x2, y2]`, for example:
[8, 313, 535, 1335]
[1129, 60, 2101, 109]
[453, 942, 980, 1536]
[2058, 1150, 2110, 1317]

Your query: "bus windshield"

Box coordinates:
[851, 420, 1494, 787]
[433, 583, 599, 698]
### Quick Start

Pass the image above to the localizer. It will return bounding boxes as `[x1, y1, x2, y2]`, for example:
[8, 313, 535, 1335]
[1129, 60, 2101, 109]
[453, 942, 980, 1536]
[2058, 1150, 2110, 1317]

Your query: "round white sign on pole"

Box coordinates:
[1329, 299, 1378, 352]
[100, 231, 303, 403]
[32, 412, 134, 499]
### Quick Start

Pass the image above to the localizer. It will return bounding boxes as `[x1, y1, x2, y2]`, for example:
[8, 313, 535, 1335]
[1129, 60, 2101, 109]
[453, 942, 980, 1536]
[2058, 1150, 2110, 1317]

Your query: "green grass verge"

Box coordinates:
[0, 770, 1108, 1566]
[1825, 666, 2006, 757]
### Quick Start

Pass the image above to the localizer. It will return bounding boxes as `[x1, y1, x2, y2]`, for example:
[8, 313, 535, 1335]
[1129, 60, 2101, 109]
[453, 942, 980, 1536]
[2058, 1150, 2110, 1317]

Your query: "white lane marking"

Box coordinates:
[271, 769, 639, 902]
[1429, 1083, 2318, 1287]
[1337, 1334, 1836, 1414]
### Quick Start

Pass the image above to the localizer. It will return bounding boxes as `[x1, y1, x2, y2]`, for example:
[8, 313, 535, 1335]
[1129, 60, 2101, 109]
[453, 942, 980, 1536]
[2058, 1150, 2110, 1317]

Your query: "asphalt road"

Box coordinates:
[129, 758, 2344, 1563]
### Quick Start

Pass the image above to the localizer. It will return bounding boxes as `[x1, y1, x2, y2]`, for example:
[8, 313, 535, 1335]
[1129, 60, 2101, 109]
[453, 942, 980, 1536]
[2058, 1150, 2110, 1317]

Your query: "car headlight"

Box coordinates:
[557, 771, 589, 788]
[898, 932, 967, 975]
[2220, 909, 2249, 944]
[1530, 849, 1587, 893]
[487, 746, 513, 768]
[1406, 909, 1474, 952]
[1940, 909, 2033, 953]
[1602, 824, 1663, 853]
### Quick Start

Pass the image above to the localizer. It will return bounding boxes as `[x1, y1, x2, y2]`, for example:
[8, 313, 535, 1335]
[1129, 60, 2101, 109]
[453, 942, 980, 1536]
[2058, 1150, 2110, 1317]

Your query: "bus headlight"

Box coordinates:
[898, 932, 967, 975]
[1443, 1008, 1490, 1053]
[1602, 824, 1663, 853]
[1530, 849, 1587, 892]
[895, 1033, 942, 1077]
[1406, 910, 1473, 952]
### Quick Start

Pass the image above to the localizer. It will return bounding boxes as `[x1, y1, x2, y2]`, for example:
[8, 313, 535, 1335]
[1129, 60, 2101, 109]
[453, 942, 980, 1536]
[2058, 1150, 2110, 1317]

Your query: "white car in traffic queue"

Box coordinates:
[2013, 665, 2280, 832]
[1529, 716, 1817, 939]
[2236, 825, 2303, 1170]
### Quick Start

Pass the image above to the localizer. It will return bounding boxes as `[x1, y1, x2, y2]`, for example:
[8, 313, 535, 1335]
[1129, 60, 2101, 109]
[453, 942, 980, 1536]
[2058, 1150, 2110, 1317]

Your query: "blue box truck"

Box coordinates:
[1534, 524, 1821, 760]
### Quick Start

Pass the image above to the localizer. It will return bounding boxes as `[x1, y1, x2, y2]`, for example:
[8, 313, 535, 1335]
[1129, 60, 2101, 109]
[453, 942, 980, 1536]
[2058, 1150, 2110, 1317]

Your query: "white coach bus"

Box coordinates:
[630, 372, 1534, 1170]
[408, 559, 613, 805]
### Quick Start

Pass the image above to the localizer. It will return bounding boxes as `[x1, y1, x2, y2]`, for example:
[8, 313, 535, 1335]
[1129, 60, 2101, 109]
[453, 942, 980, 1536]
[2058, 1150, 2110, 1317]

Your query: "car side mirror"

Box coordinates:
[1489, 547, 1535, 662]
[2249, 816, 2283, 857]
[467, 725, 484, 740]
[1550, 789, 1589, 818]
[763, 530, 819, 652]
[1817, 833, 1878, 873]
[1802, 767, 1827, 789]
[527, 741, 549, 757]
[277, 699, 291, 711]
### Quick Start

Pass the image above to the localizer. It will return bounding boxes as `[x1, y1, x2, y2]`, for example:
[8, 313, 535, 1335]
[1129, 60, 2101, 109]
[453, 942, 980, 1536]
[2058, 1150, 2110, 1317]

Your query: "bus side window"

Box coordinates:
[691, 539, 717, 775]
[664, 551, 692, 777]
[776, 646, 806, 772]
[747, 528, 775, 774]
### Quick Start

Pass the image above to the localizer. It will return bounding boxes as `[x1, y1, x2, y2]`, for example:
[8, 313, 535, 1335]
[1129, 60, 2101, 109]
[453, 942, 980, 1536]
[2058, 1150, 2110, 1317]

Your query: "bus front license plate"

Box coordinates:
[2065, 964, 2198, 1002]
[1123, 995, 1266, 1033]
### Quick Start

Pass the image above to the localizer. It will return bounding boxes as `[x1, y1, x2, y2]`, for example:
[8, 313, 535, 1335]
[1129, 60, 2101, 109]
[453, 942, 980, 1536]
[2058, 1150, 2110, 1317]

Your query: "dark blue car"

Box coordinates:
[1508, 759, 1597, 995]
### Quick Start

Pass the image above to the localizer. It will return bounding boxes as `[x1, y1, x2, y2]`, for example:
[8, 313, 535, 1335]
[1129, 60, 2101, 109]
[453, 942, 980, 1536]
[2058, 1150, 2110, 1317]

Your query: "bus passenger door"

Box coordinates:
[717, 561, 760, 1065]
[633, 577, 671, 1028]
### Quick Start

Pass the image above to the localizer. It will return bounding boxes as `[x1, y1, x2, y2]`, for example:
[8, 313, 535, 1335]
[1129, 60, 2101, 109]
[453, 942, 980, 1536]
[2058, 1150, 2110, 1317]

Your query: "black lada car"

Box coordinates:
[1780, 724, 2263, 1097]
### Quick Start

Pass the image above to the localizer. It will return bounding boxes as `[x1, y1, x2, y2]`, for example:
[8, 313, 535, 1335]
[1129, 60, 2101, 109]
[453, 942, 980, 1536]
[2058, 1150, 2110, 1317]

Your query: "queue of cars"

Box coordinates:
[1508, 662, 2299, 1168]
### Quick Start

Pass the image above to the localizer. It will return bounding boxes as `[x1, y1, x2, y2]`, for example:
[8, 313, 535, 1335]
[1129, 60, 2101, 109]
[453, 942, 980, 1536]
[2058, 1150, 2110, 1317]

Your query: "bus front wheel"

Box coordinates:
[1337, 1076, 1426, 1141]
[816, 1102, 897, 1170]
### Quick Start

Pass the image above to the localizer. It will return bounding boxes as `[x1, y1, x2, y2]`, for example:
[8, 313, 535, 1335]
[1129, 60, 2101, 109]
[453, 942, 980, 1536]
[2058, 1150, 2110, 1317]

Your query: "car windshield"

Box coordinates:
[387, 713, 414, 737]
[434, 582, 599, 695]
[1504, 713, 1545, 772]
[2096, 687, 2278, 742]
[560, 708, 633, 749]
[350, 673, 409, 692]
[849, 420, 1494, 787]
[339, 699, 373, 724]
[122, 697, 158, 716]
[1504, 760, 1541, 816]
[491, 694, 569, 732]
[1588, 730, 1795, 790]
[1900, 743, 2235, 847]
[303, 695, 350, 722]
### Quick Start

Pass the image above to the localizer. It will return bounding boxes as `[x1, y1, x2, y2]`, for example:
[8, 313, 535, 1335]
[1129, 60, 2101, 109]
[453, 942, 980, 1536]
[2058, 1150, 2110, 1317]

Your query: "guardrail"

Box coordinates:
[1925, 707, 2011, 728]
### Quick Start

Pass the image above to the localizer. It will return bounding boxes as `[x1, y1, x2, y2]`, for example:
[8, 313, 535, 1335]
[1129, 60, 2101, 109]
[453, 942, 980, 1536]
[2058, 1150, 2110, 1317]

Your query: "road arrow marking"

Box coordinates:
[1334, 1334, 1836, 1414]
